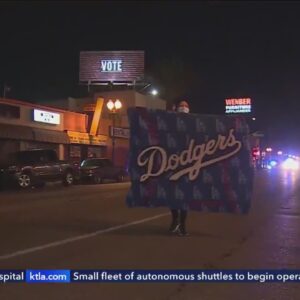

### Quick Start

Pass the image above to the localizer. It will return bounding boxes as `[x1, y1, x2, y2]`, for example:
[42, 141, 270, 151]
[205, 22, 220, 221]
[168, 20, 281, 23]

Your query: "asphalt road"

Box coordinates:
[0, 169, 300, 300]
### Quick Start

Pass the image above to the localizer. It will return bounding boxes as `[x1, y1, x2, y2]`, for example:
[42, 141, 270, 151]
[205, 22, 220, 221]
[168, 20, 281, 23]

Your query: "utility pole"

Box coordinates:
[3, 83, 6, 98]
[3, 83, 10, 98]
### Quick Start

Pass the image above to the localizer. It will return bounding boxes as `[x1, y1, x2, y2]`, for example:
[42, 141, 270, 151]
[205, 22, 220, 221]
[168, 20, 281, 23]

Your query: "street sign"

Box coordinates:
[110, 127, 130, 139]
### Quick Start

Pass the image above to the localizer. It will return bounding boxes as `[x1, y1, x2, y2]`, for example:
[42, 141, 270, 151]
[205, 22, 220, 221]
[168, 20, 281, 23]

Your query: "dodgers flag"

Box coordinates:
[126, 108, 254, 214]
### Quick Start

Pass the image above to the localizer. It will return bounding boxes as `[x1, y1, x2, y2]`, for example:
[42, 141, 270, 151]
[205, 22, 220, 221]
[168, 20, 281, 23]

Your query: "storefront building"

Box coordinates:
[0, 98, 93, 163]
[36, 50, 167, 167]
[42, 90, 167, 167]
[66, 130, 107, 162]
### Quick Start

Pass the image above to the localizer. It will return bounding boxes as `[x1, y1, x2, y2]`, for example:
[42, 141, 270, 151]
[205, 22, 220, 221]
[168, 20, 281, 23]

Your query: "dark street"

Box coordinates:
[1, 2, 300, 299]
[0, 168, 299, 299]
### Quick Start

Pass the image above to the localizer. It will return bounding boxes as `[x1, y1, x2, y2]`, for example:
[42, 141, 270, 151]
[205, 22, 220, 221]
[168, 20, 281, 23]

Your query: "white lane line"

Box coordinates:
[0, 213, 170, 261]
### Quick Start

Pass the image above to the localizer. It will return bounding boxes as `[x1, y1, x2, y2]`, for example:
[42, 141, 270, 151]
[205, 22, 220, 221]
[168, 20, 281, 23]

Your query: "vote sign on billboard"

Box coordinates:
[79, 51, 144, 83]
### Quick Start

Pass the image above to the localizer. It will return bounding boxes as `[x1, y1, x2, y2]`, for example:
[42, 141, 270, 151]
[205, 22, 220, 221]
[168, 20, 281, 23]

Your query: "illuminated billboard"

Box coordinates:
[79, 51, 144, 83]
[33, 109, 60, 125]
[225, 98, 252, 114]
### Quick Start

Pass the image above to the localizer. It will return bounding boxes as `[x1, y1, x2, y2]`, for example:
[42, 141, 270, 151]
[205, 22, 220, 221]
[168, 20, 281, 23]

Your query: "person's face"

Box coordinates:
[177, 101, 190, 113]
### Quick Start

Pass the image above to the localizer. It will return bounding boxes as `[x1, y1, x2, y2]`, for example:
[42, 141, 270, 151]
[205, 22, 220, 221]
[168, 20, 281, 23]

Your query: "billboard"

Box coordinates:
[225, 98, 252, 114]
[126, 108, 254, 214]
[33, 109, 60, 125]
[79, 51, 144, 83]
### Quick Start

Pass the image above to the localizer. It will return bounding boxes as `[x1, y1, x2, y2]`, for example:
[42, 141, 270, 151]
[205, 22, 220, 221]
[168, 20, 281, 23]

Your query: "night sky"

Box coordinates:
[1, 1, 300, 152]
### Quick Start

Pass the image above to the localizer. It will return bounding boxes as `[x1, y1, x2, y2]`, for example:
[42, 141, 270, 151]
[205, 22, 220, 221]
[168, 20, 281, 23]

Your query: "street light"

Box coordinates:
[151, 89, 158, 96]
[107, 99, 122, 164]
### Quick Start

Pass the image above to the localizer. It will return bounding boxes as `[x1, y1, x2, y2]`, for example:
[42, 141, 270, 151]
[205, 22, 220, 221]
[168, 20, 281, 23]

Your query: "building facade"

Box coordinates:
[43, 90, 167, 167]
[0, 91, 166, 167]
[0, 98, 88, 163]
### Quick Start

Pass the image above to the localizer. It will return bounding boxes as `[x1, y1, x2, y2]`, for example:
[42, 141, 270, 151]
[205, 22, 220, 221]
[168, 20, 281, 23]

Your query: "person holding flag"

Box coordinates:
[168, 100, 190, 236]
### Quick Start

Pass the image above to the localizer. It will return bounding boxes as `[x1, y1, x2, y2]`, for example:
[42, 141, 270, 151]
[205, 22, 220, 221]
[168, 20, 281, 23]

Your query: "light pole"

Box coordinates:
[107, 99, 122, 164]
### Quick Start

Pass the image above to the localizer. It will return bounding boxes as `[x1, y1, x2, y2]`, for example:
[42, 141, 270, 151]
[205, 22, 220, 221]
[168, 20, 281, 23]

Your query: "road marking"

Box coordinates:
[0, 213, 170, 261]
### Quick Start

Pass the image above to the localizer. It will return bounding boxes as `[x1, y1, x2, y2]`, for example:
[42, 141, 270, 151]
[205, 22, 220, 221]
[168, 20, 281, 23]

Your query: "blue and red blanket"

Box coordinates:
[126, 107, 254, 214]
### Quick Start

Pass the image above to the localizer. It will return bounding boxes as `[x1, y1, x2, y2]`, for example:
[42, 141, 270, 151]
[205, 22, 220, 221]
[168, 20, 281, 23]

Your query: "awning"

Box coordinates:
[0, 123, 34, 141]
[33, 128, 70, 144]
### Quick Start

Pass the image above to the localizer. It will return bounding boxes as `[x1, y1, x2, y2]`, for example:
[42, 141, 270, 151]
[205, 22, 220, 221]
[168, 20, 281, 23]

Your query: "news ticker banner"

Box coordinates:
[2, 270, 300, 283]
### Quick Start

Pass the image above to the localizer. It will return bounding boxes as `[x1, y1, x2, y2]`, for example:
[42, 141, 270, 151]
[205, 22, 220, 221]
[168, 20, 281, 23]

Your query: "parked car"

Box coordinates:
[0, 149, 79, 189]
[80, 158, 127, 184]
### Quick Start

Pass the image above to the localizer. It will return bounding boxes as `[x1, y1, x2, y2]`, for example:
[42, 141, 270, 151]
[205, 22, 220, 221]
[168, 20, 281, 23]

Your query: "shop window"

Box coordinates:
[88, 146, 105, 158]
[0, 104, 20, 119]
[24, 142, 58, 153]
[45, 149, 58, 162]
[69, 145, 81, 162]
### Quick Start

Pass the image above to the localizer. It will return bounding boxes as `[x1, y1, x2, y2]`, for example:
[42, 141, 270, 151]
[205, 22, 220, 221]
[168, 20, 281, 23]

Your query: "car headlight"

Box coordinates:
[282, 158, 299, 170]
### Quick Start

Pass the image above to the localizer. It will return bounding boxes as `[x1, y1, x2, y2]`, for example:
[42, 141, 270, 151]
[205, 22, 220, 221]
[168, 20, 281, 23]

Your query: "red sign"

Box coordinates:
[252, 147, 260, 158]
[225, 98, 252, 114]
[225, 98, 251, 106]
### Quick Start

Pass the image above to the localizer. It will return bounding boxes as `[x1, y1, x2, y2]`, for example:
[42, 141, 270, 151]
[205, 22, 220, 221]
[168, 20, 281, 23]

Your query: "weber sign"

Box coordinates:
[225, 98, 252, 114]
[79, 51, 144, 83]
